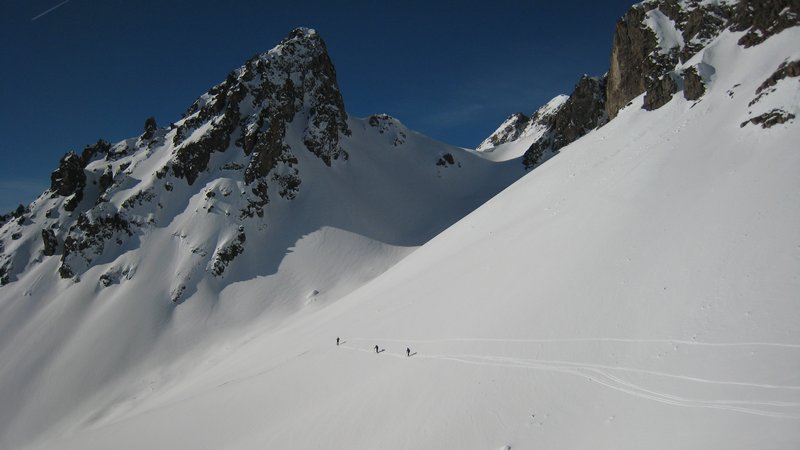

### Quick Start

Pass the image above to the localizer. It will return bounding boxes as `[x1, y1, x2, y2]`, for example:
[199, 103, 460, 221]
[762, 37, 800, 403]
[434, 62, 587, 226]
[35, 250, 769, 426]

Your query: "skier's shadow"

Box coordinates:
[409, 352, 418, 357]
[377, 349, 385, 353]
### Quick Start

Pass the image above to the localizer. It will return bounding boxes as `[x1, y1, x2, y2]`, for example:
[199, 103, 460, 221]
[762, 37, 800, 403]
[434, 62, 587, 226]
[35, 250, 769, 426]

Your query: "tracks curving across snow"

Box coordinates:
[341, 337, 800, 420]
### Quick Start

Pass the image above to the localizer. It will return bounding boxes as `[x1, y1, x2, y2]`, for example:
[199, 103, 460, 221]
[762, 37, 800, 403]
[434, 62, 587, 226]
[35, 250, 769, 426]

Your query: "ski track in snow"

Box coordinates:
[348, 337, 800, 349]
[340, 338, 800, 420]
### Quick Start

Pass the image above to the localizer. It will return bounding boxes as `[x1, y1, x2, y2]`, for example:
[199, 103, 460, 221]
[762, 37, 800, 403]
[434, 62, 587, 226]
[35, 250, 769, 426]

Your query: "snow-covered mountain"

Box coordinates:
[2, 0, 799, 448]
[0, 28, 525, 447]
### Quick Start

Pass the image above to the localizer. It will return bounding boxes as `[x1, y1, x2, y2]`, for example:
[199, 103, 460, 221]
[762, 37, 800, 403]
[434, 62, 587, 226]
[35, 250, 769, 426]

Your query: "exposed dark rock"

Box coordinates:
[121, 190, 156, 210]
[171, 285, 186, 303]
[59, 213, 133, 279]
[0, 261, 10, 286]
[643, 75, 678, 110]
[478, 113, 529, 150]
[606, 4, 660, 119]
[50, 140, 111, 211]
[740, 109, 796, 128]
[273, 169, 302, 200]
[605, 0, 734, 117]
[523, 75, 607, 169]
[80, 140, 111, 166]
[41, 229, 59, 256]
[211, 226, 246, 277]
[756, 60, 800, 95]
[50, 151, 86, 198]
[366, 114, 406, 146]
[683, 67, 706, 100]
[240, 180, 270, 219]
[436, 153, 458, 167]
[731, 0, 800, 48]
[652, 0, 731, 62]
[97, 166, 114, 201]
[172, 82, 247, 186]
[141, 116, 157, 140]
[12, 204, 26, 219]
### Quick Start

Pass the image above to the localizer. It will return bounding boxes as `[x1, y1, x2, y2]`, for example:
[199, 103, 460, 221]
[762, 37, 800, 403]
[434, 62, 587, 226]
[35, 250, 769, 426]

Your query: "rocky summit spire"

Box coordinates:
[169, 27, 351, 188]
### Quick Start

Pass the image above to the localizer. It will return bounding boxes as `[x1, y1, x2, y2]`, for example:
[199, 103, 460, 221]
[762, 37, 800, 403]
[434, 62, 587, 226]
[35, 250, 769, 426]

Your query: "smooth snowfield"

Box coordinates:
[15, 26, 800, 449]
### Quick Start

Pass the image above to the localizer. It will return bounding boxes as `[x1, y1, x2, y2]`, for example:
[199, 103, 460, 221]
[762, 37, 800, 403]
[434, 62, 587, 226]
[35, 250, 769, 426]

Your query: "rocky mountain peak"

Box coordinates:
[0, 28, 356, 285]
[170, 27, 350, 187]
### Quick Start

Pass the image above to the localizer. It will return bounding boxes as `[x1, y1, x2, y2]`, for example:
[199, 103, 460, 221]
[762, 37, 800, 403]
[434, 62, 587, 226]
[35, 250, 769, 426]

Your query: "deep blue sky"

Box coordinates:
[0, 0, 635, 212]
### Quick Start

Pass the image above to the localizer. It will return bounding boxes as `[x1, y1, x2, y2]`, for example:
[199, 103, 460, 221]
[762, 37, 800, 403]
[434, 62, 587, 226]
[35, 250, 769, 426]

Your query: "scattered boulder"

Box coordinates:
[41, 229, 59, 256]
[643, 75, 678, 111]
[740, 109, 796, 128]
[756, 60, 800, 95]
[683, 67, 705, 100]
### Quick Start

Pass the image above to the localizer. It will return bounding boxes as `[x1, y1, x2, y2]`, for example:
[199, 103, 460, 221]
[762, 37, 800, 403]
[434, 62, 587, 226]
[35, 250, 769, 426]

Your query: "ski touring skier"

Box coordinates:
[336, 337, 340, 346]
[375, 345, 379, 354]
[406, 347, 411, 357]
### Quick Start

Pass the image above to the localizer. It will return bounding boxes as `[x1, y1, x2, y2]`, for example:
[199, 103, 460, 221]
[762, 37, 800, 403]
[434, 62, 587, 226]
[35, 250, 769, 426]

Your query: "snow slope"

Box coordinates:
[15, 21, 800, 450]
[0, 30, 526, 448]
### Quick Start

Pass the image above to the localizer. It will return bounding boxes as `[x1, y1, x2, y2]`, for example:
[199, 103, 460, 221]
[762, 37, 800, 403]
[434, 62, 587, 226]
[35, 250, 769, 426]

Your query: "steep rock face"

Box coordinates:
[606, 0, 735, 119]
[606, 0, 798, 119]
[523, 75, 607, 169]
[606, 5, 660, 120]
[482, 0, 798, 171]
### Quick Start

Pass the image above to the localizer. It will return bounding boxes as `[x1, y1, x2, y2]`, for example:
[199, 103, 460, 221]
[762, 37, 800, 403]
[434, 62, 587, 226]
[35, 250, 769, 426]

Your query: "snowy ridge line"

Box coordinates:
[346, 337, 800, 348]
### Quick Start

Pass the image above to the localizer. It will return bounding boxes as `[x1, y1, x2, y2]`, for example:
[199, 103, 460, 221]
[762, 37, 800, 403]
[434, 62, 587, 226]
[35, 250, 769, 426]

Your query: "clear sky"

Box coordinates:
[0, 0, 635, 213]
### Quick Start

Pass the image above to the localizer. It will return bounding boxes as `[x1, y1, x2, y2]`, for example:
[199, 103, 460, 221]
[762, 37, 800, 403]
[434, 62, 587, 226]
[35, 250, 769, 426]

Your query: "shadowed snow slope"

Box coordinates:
[11, 22, 799, 450]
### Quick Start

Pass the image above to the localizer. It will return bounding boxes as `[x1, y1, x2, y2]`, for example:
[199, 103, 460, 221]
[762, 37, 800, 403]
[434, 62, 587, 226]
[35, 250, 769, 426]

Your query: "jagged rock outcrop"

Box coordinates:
[50, 152, 86, 211]
[476, 113, 530, 152]
[476, 96, 568, 154]
[59, 211, 133, 279]
[49, 140, 112, 211]
[211, 226, 246, 277]
[141, 117, 157, 141]
[606, 5, 661, 120]
[607, 0, 798, 118]
[367, 114, 407, 146]
[756, 60, 800, 96]
[606, 0, 733, 118]
[167, 28, 350, 192]
[41, 229, 59, 256]
[523, 75, 607, 169]
[682, 66, 705, 100]
[731, 0, 800, 47]
[643, 74, 678, 110]
[740, 109, 796, 128]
